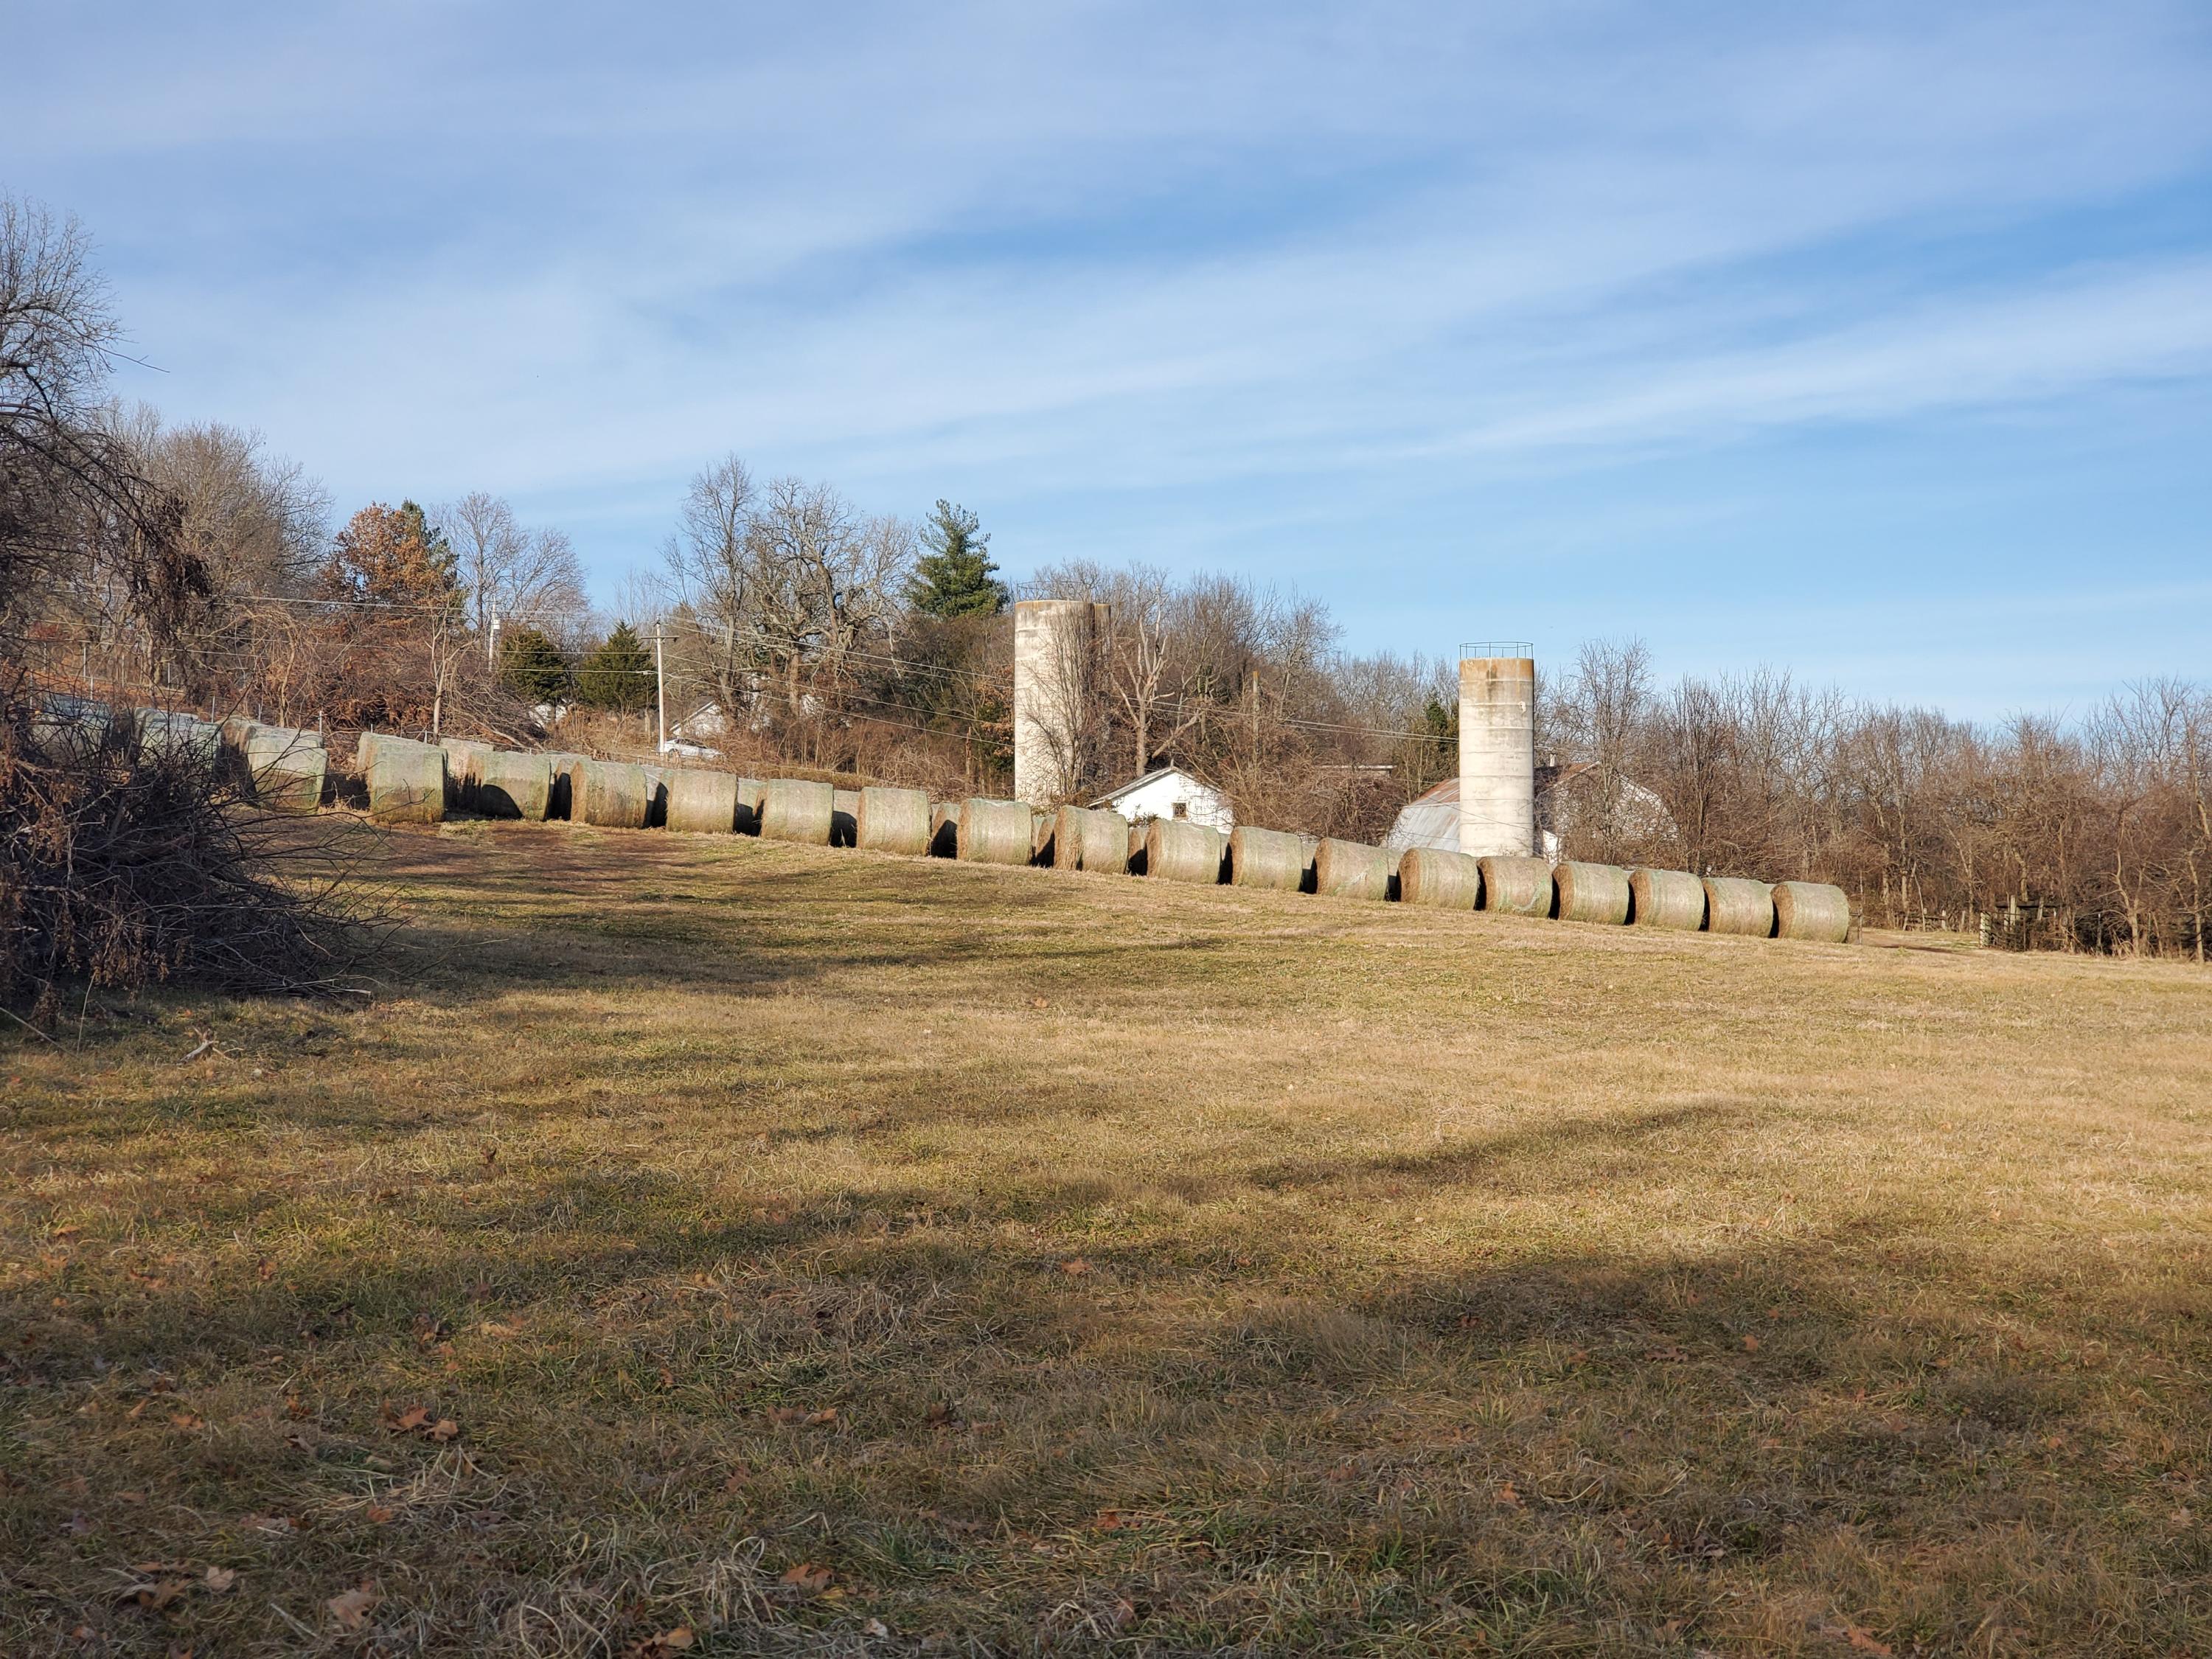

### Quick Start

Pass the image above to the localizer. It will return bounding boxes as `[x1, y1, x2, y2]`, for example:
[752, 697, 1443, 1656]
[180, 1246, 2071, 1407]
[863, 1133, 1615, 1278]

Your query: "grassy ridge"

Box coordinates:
[4, 823, 2211, 1655]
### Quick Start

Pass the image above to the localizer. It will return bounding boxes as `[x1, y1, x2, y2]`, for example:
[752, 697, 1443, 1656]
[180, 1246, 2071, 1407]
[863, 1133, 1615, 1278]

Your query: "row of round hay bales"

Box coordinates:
[344, 737, 1857, 945]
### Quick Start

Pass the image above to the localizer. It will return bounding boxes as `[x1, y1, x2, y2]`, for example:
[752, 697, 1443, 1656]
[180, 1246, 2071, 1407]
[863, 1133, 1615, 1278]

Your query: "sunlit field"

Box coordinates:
[5, 823, 2211, 1656]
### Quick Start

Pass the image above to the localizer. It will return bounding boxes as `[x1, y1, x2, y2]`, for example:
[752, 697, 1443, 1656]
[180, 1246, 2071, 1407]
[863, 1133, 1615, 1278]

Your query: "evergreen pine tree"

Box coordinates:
[498, 625, 571, 704]
[907, 500, 1007, 619]
[576, 622, 653, 712]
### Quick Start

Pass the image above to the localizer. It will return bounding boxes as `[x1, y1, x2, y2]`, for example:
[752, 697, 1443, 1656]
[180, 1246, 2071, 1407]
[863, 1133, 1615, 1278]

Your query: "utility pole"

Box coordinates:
[487, 611, 501, 671]
[654, 625, 667, 754]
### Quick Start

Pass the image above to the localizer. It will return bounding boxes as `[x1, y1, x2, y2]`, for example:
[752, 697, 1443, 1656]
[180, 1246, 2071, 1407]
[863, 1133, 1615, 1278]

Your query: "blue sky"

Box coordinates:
[13, 1, 2210, 715]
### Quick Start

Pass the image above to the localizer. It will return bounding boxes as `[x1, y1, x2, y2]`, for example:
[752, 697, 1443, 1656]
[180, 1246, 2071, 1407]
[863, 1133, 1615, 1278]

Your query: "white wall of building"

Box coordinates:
[1096, 768, 1234, 831]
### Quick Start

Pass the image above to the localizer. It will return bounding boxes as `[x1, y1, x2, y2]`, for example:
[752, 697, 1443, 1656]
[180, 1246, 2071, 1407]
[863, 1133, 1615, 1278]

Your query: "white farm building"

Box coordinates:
[1093, 765, 1234, 832]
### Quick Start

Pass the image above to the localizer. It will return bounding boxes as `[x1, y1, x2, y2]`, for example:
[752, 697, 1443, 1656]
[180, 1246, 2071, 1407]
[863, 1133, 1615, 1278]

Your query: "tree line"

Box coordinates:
[7, 193, 2205, 960]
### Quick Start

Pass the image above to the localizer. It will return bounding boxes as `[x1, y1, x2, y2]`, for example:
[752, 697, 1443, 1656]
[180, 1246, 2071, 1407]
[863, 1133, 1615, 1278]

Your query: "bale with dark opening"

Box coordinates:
[734, 777, 766, 835]
[1703, 877, 1775, 938]
[640, 766, 671, 828]
[761, 779, 834, 844]
[1629, 868, 1705, 931]
[831, 788, 860, 847]
[368, 740, 445, 824]
[1144, 819, 1225, 885]
[439, 738, 491, 812]
[928, 801, 959, 857]
[1032, 809, 1056, 866]
[1772, 880, 1852, 942]
[957, 798, 1033, 866]
[1314, 838, 1393, 901]
[478, 750, 552, 821]
[1398, 847, 1481, 909]
[858, 786, 931, 855]
[545, 754, 583, 820]
[579, 760, 650, 830]
[1478, 855, 1553, 917]
[664, 768, 740, 834]
[1228, 826, 1305, 891]
[1554, 861, 1632, 925]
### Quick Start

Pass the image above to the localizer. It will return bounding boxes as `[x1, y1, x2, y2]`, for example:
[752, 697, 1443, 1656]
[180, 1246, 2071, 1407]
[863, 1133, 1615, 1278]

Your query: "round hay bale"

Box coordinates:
[1398, 847, 1481, 909]
[1031, 808, 1057, 865]
[664, 768, 740, 834]
[1313, 838, 1392, 901]
[243, 724, 329, 813]
[928, 801, 960, 857]
[831, 787, 861, 847]
[1703, 876, 1775, 938]
[858, 786, 931, 855]
[546, 754, 590, 821]
[580, 760, 651, 829]
[1772, 880, 1851, 942]
[1144, 819, 1225, 885]
[439, 738, 492, 810]
[1554, 861, 1631, 925]
[369, 740, 445, 824]
[761, 779, 834, 844]
[1628, 868, 1705, 930]
[1478, 855, 1553, 917]
[957, 797, 1033, 865]
[479, 750, 552, 820]
[1051, 805, 1127, 874]
[1127, 820, 1149, 874]
[1228, 827, 1305, 891]
[734, 777, 767, 835]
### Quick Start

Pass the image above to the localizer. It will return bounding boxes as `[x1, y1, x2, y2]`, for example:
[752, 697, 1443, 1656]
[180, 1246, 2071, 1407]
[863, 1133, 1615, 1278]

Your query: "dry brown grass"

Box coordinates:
[4, 824, 2211, 1655]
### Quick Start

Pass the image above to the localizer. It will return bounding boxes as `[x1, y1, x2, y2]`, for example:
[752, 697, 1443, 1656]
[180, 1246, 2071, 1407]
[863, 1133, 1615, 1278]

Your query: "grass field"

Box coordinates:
[5, 824, 2212, 1656]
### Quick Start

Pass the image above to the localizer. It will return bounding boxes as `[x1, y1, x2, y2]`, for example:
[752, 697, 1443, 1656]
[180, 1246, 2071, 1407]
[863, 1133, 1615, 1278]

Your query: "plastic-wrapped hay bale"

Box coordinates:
[831, 788, 861, 847]
[1478, 855, 1553, 917]
[478, 750, 552, 820]
[1554, 861, 1632, 925]
[664, 768, 740, 834]
[243, 724, 328, 812]
[1313, 838, 1392, 901]
[1703, 876, 1775, 938]
[734, 777, 767, 835]
[368, 738, 444, 824]
[858, 786, 931, 855]
[1399, 847, 1482, 909]
[928, 801, 960, 858]
[1052, 805, 1128, 874]
[1228, 827, 1306, 891]
[956, 797, 1032, 865]
[579, 759, 650, 829]
[1144, 819, 1225, 885]
[761, 779, 834, 844]
[1629, 869, 1705, 930]
[545, 754, 587, 820]
[1772, 880, 1851, 942]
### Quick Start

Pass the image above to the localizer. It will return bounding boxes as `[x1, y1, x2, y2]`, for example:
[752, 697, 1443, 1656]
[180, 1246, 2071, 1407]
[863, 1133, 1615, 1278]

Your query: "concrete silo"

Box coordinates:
[1012, 599, 1108, 806]
[1458, 645, 1536, 860]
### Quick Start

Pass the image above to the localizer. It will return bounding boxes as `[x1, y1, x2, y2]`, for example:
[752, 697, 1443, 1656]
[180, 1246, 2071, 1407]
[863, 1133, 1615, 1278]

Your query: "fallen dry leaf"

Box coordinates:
[1742, 1334, 1761, 1353]
[1497, 1481, 1523, 1508]
[169, 1413, 204, 1430]
[385, 1405, 431, 1434]
[779, 1562, 833, 1596]
[203, 1566, 237, 1593]
[119, 1578, 189, 1612]
[427, 1418, 460, 1443]
[625, 1630, 695, 1658]
[1057, 1259, 1091, 1276]
[366, 1505, 396, 1525]
[327, 1584, 380, 1630]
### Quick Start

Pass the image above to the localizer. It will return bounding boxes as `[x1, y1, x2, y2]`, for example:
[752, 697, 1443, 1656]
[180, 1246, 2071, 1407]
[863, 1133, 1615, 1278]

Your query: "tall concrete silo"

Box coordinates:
[1012, 599, 1109, 806]
[1458, 645, 1536, 859]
